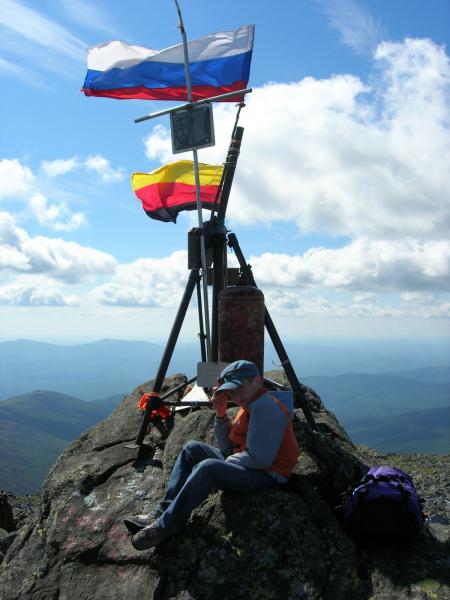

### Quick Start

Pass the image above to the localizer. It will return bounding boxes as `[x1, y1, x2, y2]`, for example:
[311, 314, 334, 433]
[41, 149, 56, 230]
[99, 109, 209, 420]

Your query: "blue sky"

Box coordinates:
[0, 0, 449, 343]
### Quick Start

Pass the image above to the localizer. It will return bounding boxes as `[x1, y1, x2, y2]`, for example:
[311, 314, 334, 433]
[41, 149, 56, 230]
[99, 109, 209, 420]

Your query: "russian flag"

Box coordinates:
[82, 25, 254, 102]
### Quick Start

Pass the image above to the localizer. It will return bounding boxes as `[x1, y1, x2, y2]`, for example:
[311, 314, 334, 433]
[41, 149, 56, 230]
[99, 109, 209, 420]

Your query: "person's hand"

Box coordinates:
[211, 388, 228, 417]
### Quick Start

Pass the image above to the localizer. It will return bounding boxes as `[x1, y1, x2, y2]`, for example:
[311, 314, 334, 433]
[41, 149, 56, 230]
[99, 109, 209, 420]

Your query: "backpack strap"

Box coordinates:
[364, 472, 408, 484]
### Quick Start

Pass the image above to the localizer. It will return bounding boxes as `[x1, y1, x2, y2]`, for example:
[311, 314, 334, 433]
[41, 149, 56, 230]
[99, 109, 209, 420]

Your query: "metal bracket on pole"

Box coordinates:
[134, 88, 252, 124]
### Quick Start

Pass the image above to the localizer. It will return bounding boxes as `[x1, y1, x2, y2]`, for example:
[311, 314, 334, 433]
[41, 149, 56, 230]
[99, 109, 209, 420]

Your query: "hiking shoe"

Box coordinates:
[123, 514, 148, 535]
[132, 522, 167, 550]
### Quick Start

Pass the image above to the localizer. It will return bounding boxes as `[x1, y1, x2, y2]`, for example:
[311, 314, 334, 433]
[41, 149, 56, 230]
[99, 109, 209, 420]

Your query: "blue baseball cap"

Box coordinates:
[216, 360, 260, 391]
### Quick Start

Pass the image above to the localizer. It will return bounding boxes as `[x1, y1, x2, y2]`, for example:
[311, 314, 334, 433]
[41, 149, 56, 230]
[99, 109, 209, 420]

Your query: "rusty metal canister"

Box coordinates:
[218, 285, 265, 374]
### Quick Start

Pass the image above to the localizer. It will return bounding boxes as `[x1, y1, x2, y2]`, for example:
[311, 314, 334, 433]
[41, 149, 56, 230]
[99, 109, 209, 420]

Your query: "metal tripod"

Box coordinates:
[128, 124, 317, 451]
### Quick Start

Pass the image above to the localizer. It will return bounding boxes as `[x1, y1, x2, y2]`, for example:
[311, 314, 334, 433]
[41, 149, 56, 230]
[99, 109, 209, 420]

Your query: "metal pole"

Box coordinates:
[174, 0, 211, 361]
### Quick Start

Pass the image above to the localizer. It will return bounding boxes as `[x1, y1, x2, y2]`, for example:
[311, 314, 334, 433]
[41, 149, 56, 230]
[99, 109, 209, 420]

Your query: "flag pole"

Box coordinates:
[174, 0, 212, 362]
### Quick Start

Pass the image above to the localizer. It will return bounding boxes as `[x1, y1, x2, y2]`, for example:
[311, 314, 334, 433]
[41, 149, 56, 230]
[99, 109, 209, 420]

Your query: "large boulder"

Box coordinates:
[0, 375, 448, 600]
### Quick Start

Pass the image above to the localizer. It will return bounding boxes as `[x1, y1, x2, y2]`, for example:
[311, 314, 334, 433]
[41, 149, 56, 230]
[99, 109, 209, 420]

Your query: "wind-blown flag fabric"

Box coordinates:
[132, 160, 224, 223]
[82, 25, 254, 101]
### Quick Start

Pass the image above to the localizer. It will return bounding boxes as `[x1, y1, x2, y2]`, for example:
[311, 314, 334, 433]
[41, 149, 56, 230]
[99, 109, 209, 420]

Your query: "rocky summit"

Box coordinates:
[0, 375, 449, 600]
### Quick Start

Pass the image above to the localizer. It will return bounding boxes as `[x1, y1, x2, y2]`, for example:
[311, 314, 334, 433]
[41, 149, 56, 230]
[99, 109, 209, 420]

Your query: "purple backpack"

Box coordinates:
[342, 466, 425, 543]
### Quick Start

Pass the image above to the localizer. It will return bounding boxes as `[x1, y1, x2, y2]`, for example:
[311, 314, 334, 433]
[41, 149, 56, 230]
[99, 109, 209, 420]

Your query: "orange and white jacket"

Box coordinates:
[214, 390, 299, 482]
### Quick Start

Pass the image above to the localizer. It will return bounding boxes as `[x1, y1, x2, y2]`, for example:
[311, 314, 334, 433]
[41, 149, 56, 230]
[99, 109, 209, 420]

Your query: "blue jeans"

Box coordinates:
[154, 440, 278, 536]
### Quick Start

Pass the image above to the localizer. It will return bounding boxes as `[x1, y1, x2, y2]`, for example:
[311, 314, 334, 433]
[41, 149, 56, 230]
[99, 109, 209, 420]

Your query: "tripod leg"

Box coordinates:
[134, 268, 201, 447]
[227, 233, 317, 431]
[196, 277, 207, 363]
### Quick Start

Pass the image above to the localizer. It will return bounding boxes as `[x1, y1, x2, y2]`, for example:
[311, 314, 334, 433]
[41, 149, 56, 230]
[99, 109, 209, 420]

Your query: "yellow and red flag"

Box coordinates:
[132, 160, 224, 223]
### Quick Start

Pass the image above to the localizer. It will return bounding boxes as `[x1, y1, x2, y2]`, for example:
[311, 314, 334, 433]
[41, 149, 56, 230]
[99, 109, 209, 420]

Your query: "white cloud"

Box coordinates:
[0, 245, 29, 271]
[0, 283, 78, 306]
[22, 236, 116, 283]
[0, 211, 116, 282]
[40, 157, 80, 178]
[144, 38, 450, 242]
[249, 240, 450, 293]
[28, 193, 86, 231]
[39, 154, 124, 182]
[87, 237, 450, 317]
[1, 158, 87, 230]
[144, 125, 174, 163]
[353, 292, 377, 303]
[401, 292, 435, 305]
[84, 155, 125, 183]
[264, 289, 450, 320]
[0, 0, 86, 61]
[88, 239, 450, 321]
[1, 155, 128, 230]
[398, 291, 450, 317]
[315, 0, 383, 55]
[92, 282, 159, 307]
[0, 159, 34, 199]
[92, 251, 188, 307]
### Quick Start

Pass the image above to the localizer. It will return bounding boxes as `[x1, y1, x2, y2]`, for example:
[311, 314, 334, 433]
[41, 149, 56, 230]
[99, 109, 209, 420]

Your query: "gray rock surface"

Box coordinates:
[0, 493, 15, 534]
[0, 374, 449, 600]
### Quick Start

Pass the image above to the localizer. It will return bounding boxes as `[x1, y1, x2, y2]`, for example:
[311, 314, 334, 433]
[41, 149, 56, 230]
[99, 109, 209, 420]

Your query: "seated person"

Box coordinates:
[125, 359, 299, 550]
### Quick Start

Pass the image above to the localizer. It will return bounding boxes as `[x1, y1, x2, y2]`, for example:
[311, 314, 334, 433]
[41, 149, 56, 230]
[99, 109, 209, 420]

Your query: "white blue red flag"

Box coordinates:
[82, 25, 254, 101]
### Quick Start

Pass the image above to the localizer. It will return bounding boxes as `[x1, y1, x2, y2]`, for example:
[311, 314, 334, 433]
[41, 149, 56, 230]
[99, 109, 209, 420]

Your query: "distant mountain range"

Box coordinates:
[0, 390, 122, 494]
[0, 339, 164, 400]
[303, 370, 450, 455]
[1, 338, 449, 400]
[303, 370, 450, 420]
[345, 404, 450, 455]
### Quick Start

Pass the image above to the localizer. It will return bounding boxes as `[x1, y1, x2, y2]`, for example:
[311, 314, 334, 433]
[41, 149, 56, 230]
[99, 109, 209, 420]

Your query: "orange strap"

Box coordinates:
[150, 405, 171, 420]
[137, 392, 171, 420]
[137, 391, 160, 410]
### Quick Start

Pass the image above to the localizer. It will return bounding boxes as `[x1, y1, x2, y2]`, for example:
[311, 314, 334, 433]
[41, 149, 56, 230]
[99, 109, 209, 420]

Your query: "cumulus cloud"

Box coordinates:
[39, 154, 124, 183]
[1, 158, 86, 229]
[28, 193, 86, 231]
[1, 155, 128, 230]
[144, 125, 174, 163]
[353, 292, 377, 303]
[84, 155, 125, 183]
[92, 251, 188, 307]
[249, 240, 450, 292]
[144, 38, 450, 242]
[0, 283, 78, 306]
[0, 211, 116, 282]
[85, 239, 450, 324]
[40, 157, 80, 178]
[264, 289, 450, 320]
[0, 158, 34, 199]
